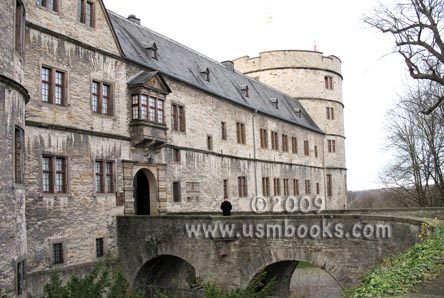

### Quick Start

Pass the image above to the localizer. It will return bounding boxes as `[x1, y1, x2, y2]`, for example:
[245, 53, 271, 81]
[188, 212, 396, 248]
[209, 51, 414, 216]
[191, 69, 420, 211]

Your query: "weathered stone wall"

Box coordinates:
[0, 86, 27, 297]
[24, 0, 121, 56]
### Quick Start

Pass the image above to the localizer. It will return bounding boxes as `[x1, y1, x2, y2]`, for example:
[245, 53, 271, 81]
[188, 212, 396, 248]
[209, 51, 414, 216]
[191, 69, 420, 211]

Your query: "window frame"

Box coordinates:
[94, 160, 115, 194]
[207, 135, 213, 151]
[328, 140, 336, 153]
[326, 107, 335, 120]
[324, 76, 333, 90]
[238, 176, 247, 197]
[95, 237, 105, 258]
[236, 122, 246, 145]
[304, 140, 309, 156]
[173, 181, 181, 203]
[41, 155, 67, 194]
[293, 179, 300, 196]
[305, 180, 311, 195]
[91, 80, 113, 116]
[271, 131, 279, 150]
[14, 126, 25, 184]
[132, 93, 165, 125]
[282, 134, 288, 152]
[283, 178, 289, 196]
[260, 129, 268, 149]
[41, 66, 67, 106]
[273, 178, 281, 196]
[291, 137, 298, 154]
[171, 103, 185, 132]
[223, 179, 229, 198]
[327, 174, 333, 197]
[262, 177, 270, 196]
[15, 0, 25, 55]
[78, 0, 95, 27]
[221, 122, 227, 140]
[37, 0, 59, 12]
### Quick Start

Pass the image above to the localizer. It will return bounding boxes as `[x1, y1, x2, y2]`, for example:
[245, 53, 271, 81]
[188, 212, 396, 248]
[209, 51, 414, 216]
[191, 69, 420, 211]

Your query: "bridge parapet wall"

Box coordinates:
[117, 213, 426, 292]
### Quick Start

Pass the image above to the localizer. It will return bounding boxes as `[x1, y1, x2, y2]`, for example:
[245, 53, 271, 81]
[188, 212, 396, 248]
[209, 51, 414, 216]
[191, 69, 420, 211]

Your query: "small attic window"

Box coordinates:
[143, 41, 158, 60]
[199, 67, 210, 82]
[240, 84, 249, 98]
[270, 98, 279, 109]
[294, 107, 302, 118]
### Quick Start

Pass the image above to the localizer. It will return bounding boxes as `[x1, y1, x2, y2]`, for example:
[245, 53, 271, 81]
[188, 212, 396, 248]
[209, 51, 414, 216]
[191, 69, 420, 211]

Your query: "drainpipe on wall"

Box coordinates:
[252, 110, 258, 199]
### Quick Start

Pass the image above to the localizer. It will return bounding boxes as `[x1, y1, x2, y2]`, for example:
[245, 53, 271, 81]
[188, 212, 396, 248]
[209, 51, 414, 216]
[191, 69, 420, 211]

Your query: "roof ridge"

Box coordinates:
[106, 10, 224, 67]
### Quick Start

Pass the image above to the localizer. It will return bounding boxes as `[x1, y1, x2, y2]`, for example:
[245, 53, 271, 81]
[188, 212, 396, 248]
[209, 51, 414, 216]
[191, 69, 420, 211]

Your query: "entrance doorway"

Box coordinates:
[134, 170, 150, 215]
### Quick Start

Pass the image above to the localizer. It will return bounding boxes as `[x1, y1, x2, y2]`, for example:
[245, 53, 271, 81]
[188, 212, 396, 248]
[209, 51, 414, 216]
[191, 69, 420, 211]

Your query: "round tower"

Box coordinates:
[233, 50, 347, 209]
[0, 0, 29, 296]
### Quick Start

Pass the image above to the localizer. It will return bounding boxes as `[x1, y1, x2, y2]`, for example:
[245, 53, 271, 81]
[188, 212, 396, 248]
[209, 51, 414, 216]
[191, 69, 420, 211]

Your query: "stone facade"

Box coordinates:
[0, 0, 347, 296]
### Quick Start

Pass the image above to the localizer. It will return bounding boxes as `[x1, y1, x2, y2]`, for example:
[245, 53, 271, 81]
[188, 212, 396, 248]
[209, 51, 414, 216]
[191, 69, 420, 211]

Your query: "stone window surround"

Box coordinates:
[93, 233, 108, 259]
[39, 153, 70, 196]
[94, 159, 116, 195]
[78, 0, 96, 28]
[15, 256, 26, 296]
[90, 78, 115, 116]
[36, 0, 60, 13]
[14, 125, 25, 185]
[171, 101, 186, 133]
[48, 237, 68, 267]
[39, 60, 70, 107]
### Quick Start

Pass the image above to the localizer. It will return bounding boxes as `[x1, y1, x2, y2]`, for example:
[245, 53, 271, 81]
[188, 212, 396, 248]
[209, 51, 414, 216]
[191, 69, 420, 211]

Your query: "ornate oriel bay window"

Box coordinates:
[131, 94, 165, 124]
[128, 71, 171, 147]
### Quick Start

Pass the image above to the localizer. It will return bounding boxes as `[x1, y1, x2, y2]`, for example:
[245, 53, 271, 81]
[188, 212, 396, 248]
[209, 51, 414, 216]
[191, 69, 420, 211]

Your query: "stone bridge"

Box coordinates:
[116, 209, 444, 297]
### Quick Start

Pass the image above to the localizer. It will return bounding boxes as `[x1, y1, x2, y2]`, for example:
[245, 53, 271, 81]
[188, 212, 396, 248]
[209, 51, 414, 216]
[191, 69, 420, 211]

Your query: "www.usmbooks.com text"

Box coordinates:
[185, 219, 392, 240]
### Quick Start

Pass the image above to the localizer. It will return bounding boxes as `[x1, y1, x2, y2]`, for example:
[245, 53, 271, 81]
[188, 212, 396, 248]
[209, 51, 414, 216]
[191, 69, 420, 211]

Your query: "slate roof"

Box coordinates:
[107, 10, 323, 134]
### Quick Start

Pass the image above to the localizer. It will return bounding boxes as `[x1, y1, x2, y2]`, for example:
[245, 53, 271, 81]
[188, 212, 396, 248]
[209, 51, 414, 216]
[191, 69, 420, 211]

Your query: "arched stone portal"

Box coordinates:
[133, 168, 158, 215]
[134, 255, 197, 295]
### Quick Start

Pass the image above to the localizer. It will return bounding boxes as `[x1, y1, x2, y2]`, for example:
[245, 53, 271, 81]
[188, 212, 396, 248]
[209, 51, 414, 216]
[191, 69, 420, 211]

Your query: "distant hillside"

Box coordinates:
[348, 188, 417, 208]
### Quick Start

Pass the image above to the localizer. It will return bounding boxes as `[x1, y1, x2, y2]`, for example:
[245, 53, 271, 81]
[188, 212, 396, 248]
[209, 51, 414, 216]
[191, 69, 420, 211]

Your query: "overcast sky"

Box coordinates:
[103, 0, 410, 191]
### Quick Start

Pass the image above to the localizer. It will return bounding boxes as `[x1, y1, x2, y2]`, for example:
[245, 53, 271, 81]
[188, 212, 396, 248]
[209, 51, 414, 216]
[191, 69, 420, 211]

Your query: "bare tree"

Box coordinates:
[382, 82, 444, 206]
[364, 0, 444, 114]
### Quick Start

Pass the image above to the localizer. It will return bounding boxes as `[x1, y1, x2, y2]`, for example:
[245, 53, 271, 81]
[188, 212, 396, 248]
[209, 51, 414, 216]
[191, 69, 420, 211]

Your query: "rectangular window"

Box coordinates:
[283, 179, 289, 196]
[327, 174, 332, 197]
[316, 182, 320, 195]
[53, 243, 64, 265]
[78, 0, 95, 27]
[262, 177, 270, 196]
[132, 94, 164, 124]
[91, 81, 112, 115]
[173, 148, 181, 162]
[304, 140, 309, 156]
[273, 178, 281, 196]
[223, 179, 228, 198]
[41, 66, 66, 105]
[221, 122, 227, 140]
[95, 238, 104, 258]
[15, 127, 24, 184]
[173, 181, 181, 202]
[207, 135, 213, 151]
[328, 140, 336, 153]
[293, 179, 299, 196]
[95, 160, 114, 193]
[260, 129, 268, 149]
[171, 103, 186, 132]
[15, 0, 25, 55]
[236, 122, 246, 144]
[315, 145, 318, 158]
[282, 134, 288, 152]
[271, 131, 279, 150]
[291, 137, 298, 154]
[37, 0, 58, 11]
[326, 107, 335, 120]
[16, 259, 25, 296]
[42, 155, 67, 194]
[324, 76, 333, 90]
[238, 176, 247, 197]
[305, 180, 311, 195]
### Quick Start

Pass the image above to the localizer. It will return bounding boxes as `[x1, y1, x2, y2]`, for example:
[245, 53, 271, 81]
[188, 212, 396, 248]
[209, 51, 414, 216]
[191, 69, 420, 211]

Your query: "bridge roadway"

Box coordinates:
[116, 208, 444, 297]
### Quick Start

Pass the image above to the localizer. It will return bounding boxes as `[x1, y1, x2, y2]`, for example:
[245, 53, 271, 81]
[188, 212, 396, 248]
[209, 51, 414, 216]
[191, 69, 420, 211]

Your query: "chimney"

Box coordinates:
[221, 60, 234, 71]
[127, 14, 140, 25]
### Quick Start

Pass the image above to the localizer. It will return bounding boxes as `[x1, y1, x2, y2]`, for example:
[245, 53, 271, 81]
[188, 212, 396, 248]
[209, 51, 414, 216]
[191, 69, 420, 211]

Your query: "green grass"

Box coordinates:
[345, 223, 444, 298]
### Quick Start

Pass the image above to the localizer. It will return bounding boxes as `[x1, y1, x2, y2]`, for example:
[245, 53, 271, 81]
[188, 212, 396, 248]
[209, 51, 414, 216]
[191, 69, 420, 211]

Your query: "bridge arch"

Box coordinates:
[243, 249, 345, 297]
[134, 254, 197, 294]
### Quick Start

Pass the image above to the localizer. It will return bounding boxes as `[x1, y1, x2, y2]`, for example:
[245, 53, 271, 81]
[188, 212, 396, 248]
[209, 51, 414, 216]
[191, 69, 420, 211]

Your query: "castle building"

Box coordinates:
[0, 0, 346, 296]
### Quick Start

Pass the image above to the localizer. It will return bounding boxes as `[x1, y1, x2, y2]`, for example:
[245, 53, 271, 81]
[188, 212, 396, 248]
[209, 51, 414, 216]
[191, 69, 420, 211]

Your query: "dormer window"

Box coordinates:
[144, 41, 158, 60]
[240, 84, 249, 98]
[294, 107, 302, 118]
[199, 67, 210, 82]
[270, 98, 279, 109]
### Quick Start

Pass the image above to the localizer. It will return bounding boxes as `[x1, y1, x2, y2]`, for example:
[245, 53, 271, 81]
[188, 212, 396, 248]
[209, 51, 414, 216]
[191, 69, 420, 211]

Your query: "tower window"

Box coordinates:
[328, 140, 336, 153]
[326, 107, 335, 120]
[324, 76, 333, 90]
[15, 0, 25, 55]
[15, 127, 24, 184]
